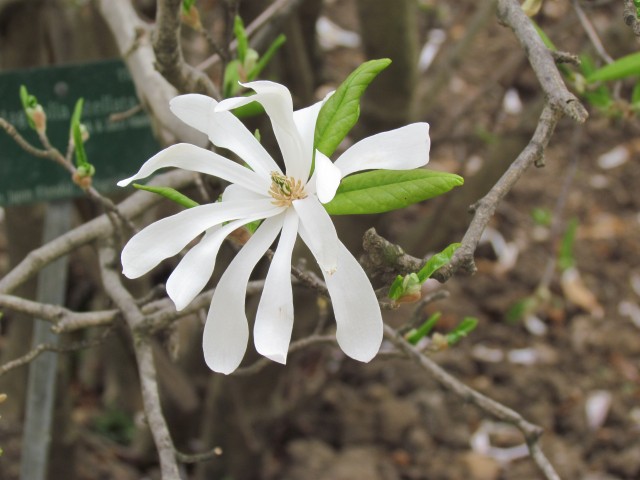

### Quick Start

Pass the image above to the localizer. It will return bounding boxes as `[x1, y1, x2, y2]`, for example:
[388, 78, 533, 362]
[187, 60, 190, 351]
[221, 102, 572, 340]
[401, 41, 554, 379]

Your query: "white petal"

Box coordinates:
[314, 150, 342, 204]
[203, 214, 285, 374]
[293, 95, 329, 175]
[217, 81, 308, 180]
[293, 196, 338, 274]
[121, 199, 282, 279]
[221, 183, 267, 203]
[171, 94, 278, 178]
[117, 143, 269, 195]
[334, 123, 430, 177]
[254, 209, 299, 364]
[299, 226, 383, 362]
[169, 94, 213, 135]
[166, 216, 263, 311]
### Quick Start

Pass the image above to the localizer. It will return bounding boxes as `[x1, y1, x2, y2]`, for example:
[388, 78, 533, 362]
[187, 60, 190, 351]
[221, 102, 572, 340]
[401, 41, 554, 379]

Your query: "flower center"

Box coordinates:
[268, 171, 307, 207]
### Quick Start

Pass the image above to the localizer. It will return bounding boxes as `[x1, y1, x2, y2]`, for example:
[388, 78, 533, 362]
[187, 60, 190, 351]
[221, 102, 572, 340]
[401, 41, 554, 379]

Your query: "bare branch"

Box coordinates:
[153, 0, 220, 97]
[383, 324, 561, 480]
[497, 0, 588, 123]
[196, 0, 305, 72]
[99, 245, 181, 480]
[0, 169, 195, 295]
[0, 329, 113, 377]
[97, 0, 208, 146]
[623, 0, 640, 36]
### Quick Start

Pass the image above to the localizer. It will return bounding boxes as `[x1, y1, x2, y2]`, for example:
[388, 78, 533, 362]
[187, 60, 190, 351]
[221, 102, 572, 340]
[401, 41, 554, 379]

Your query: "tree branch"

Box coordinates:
[97, 0, 208, 146]
[497, 0, 588, 123]
[623, 0, 640, 35]
[99, 245, 181, 480]
[0, 169, 195, 295]
[153, 0, 220, 98]
[383, 324, 561, 480]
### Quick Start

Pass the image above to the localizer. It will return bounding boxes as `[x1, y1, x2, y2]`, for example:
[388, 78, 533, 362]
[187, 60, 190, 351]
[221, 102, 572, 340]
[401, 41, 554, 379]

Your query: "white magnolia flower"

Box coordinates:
[119, 81, 430, 374]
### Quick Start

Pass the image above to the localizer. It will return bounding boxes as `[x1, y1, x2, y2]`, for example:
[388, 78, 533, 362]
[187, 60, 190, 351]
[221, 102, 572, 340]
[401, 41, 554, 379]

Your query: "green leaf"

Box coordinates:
[506, 296, 538, 323]
[587, 52, 640, 83]
[531, 207, 552, 226]
[446, 317, 478, 345]
[19, 85, 38, 129]
[223, 59, 242, 98]
[388, 272, 421, 301]
[314, 58, 392, 158]
[632, 81, 640, 105]
[182, 0, 196, 13]
[558, 217, 578, 271]
[248, 34, 286, 80]
[323, 169, 463, 215]
[71, 98, 90, 169]
[417, 242, 461, 282]
[406, 312, 441, 345]
[234, 15, 249, 63]
[133, 183, 200, 209]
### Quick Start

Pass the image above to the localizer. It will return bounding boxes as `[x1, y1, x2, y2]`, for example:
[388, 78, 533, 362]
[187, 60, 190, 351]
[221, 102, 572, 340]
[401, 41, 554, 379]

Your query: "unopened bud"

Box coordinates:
[181, 5, 202, 31]
[72, 171, 93, 189]
[29, 105, 47, 134]
[431, 333, 449, 351]
[521, 0, 543, 16]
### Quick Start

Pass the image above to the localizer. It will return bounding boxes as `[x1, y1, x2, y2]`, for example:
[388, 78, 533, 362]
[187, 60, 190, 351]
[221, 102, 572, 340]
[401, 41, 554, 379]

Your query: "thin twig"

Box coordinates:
[233, 334, 335, 376]
[572, 0, 614, 64]
[383, 324, 561, 480]
[196, 0, 304, 72]
[497, 0, 588, 123]
[0, 328, 113, 377]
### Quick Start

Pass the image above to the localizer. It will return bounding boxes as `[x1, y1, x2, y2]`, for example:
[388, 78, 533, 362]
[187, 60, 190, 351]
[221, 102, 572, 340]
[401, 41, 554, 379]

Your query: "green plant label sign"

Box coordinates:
[0, 59, 159, 206]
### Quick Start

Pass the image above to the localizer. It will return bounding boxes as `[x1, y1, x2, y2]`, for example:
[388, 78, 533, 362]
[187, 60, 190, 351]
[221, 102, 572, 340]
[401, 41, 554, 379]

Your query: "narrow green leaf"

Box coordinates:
[248, 34, 286, 80]
[71, 98, 89, 168]
[388, 275, 405, 300]
[587, 52, 640, 83]
[314, 58, 392, 157]
[417, 242, 461, 282]
[406, 312, 441, 345]
[133, 183, 200, 209]
[446, 317, 478, 345]
[20, 85, 37, 109]
[323, 169, 463, 215]
[19, 85, 38, 129]
[234, 15, 248, 63]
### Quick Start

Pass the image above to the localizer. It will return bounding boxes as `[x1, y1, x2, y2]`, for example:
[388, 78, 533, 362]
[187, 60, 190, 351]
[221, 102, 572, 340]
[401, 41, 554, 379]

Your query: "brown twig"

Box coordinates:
[0, 328, 113, 377]
[153, 0, 220, 98]
[497, 0, 588, 123]
[572, 0, 614, 64]
[383, 324, 561, 480]
[232, 334, 335, 376]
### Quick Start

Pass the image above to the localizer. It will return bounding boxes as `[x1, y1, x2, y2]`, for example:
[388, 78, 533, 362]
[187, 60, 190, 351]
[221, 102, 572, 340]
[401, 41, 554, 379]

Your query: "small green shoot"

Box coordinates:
[558, 218, 578, 272]
[446, 317, 478, 345]
[406, 312, 441, 345]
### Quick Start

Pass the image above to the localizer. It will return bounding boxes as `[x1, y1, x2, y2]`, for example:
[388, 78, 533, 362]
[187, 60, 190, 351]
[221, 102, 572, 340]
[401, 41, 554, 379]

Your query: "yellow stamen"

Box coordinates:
[269, 171, 307, 207]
